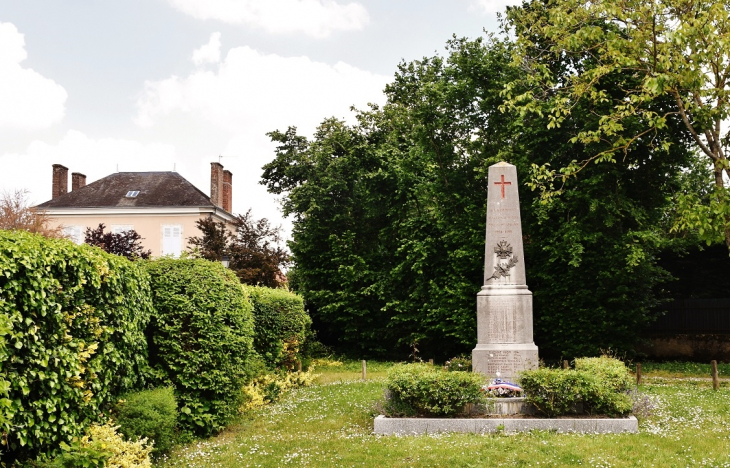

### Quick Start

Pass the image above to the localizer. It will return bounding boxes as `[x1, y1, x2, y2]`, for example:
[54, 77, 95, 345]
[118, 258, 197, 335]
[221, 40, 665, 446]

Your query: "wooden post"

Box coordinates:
[636, 363, 642, 386]
[297, 361, 302, 372]
[562, 360, 569, 369]
[428, 359, 434, 366]
[362, 360, 367, 381]
[711, 360, 719, 391]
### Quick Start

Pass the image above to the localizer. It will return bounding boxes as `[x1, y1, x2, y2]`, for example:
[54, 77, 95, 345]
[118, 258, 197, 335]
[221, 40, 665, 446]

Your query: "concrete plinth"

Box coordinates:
[373, 415, 639, 435]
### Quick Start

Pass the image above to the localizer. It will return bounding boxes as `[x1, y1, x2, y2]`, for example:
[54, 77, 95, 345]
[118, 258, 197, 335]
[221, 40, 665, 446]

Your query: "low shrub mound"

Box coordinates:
[383, 363, 486, 417]
[113, 387, 178, 456]
[520, 357, 633, 417]
[245, 286, 311, 369]
[0, 231, 152, 461]
[144, 259, 255, 436]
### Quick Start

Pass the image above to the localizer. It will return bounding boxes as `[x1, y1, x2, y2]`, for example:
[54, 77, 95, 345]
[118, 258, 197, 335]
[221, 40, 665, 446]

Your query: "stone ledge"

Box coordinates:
[373, 415, 638, 435]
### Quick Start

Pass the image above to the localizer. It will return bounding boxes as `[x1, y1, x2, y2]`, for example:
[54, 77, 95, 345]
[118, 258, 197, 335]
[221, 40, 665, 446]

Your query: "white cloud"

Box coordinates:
[470, 0, 521, 14]
[0, 130, 178, 203]
[134, 38, 389, 235]
[0, 22, 67, 130]
[135, 43, 389, 134]
[167, 0, 369, 38]
[192, 32, 222, 66]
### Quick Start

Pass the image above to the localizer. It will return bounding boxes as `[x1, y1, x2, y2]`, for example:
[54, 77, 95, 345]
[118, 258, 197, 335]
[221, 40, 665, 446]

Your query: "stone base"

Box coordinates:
[472, 343, 539, 380]
[373, 415, 638, 435]
[485, 397, 535, 415]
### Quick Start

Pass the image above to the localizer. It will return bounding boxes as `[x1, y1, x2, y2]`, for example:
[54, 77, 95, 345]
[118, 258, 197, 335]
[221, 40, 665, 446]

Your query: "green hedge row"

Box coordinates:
[0, 231, 152, 460]
[144, 259, 255, 436]
[245, 286, 311, 369]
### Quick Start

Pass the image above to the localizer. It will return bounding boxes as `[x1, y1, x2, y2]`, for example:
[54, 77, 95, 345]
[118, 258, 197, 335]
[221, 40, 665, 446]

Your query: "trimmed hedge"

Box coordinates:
[384, 363, 486, 417]
[144, 259, 255, 436]
[245, 286, 311, 368]
[520, 357, 633, 417]
[113, 387, 177, 456]
[0, 230, 151, 461]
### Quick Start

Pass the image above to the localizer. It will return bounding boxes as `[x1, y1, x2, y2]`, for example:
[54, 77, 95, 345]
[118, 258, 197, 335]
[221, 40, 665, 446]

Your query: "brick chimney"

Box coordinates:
[222, 170, 232, 212]
[52, 164, 68, 199]
[210, 162, 224, 208]
[71, 172, 86, 191]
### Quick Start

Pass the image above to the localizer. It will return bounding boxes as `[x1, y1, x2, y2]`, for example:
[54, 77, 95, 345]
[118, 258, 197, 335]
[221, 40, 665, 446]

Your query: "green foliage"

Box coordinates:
[261, 35, 694, 359]
[383, 363, 486, 417]
[143, 258, 255, 436]
[0, 230, 152, 461]
[573, 356, 632, 392]
[188, 211, 290, 288]
[245, 286, 311, 368]
[504, 0, 730, 250]
[520, 359, 633, 417]
[444, 355, 472, 372]
[113, 387, 178, 456]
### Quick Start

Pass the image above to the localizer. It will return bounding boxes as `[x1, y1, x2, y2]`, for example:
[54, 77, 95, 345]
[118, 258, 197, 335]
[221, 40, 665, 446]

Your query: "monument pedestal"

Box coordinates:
[472, 162, 538, 381]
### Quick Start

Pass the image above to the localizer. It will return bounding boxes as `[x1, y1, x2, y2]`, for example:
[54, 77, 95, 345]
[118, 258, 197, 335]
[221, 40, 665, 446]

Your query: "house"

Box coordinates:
[37, 162, 234, 257]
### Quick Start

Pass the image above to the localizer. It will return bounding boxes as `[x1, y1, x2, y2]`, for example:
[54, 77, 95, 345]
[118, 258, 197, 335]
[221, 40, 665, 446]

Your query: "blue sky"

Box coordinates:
[0, 0, 512, 235]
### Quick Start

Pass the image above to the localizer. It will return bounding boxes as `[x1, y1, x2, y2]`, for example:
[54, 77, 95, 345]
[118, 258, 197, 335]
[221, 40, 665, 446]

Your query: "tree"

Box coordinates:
[0, 190, 63, 238]
[262, 36, 695, 358]
[187, 211, 290, 288]
[84, 223, 151, 260]
[503, 0, 730, 251]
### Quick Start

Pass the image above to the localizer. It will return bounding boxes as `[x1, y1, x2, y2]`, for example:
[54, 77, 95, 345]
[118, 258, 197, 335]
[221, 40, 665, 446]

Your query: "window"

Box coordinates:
[63, 225, 83, 244]
[162, 225, 182, 258]
[125, 190, 140, 197]
[111, 224, 133, 235]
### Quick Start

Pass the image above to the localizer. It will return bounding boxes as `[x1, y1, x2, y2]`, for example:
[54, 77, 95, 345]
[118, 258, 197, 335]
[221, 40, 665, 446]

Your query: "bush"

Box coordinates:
[574, 356, 633, 392]
[40, 420, 153, 468]
[520, 360, 633, 417]
[144, 259, 255, 436]
[245, 286, 311, 368]
[113, 387, 177, 456]
[384, 363, 486, 417]
[444, 355, 472, 372]
[240, 369, 319, 411]
[0, 231, 152, 461]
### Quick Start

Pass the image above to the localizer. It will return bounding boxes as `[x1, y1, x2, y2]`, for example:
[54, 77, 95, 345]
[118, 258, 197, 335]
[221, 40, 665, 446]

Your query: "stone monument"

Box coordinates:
[472, 161, 538, 380]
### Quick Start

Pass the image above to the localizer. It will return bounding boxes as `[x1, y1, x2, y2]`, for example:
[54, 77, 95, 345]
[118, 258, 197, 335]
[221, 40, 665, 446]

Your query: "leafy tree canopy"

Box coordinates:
[503, 0, 730, 250]
[188, 210, 290, 288]
[261, 35, 696, 359]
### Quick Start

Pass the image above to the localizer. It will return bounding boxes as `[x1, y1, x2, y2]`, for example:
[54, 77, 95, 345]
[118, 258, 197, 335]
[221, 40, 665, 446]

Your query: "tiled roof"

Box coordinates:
[37, 172, 214, 209]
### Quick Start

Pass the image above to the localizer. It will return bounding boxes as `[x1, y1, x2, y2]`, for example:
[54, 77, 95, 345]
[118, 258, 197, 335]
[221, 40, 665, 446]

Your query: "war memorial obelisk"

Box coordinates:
[472, 162, 538, 380]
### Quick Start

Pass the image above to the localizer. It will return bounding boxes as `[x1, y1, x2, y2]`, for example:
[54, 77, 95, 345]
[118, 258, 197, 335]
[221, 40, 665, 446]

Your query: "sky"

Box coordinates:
[0, 0, 516, 238]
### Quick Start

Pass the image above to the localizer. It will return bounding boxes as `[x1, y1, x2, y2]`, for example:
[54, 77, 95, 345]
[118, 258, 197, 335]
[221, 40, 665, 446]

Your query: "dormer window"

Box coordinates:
[125, 190, 140, 198]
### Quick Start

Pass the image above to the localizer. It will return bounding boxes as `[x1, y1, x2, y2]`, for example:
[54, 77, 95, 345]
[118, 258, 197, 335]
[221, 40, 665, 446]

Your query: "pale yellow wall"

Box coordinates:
[47, 213, 222, 257]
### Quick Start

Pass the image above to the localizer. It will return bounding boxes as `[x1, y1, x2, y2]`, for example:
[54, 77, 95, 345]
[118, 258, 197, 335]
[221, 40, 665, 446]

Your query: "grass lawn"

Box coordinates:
[157, 361, 730, 467]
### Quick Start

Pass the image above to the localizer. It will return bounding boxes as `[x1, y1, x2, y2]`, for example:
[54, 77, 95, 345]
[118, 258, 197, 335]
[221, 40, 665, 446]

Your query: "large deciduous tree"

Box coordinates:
[503, 0, 730, 251]
[262, 36, 695, 359]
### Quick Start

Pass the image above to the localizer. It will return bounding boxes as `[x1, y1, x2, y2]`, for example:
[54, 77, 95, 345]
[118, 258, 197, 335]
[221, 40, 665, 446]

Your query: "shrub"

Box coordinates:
[0, 231, 152, 461]
[144, 258, 255, 436]
[444, 355, 472, 372]
[520, 362, 633, 417]
[574, 356, 633, 392]
[240, 368, 319, 412]
[384, 364, 486, 417]
[113, 387, 177, 456]
[41, 420, 153, 468]
[245, 286, 311, 368]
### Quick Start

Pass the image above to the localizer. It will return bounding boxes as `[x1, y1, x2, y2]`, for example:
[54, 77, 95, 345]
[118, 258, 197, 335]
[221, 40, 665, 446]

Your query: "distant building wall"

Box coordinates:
[46, 211, 233, 258]
[640, 298, 730, 361]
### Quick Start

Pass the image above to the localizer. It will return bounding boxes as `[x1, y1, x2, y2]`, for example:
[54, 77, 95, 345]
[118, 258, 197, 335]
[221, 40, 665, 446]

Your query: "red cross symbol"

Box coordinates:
[494, 174, 511, 199]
